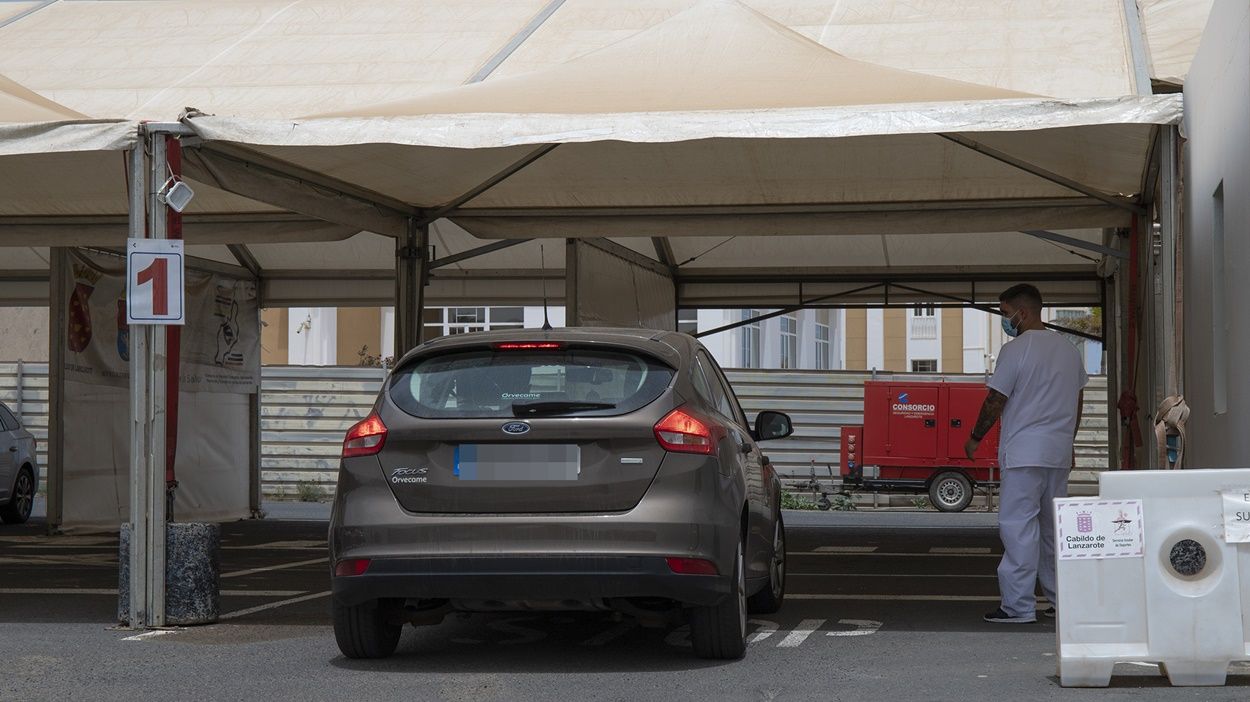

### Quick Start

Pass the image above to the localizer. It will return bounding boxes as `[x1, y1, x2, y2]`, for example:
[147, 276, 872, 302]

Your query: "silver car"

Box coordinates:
[0, 401, 38, 525]
[329, 328, 793, 660]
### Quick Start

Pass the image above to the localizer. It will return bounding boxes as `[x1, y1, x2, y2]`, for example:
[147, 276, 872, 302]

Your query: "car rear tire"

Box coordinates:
[689, 538, 747, 660]
[333, 597, 402, 659]
[747, 513, 785, 615]
[1, 467, 34, 525]
[929, 471, 973, 512]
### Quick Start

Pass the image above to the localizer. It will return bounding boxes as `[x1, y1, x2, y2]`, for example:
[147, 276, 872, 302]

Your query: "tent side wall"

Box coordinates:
[566, 238, 676, 330]
[1181, 1, 1250, 468]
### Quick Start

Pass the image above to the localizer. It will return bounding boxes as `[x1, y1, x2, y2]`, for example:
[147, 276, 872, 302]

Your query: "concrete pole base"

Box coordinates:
[118, 522, 221, 626]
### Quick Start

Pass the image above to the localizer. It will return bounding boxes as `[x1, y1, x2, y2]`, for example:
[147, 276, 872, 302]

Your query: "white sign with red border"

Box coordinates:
[126, 238, 185, 325]
[1055, 499, 1145, 560]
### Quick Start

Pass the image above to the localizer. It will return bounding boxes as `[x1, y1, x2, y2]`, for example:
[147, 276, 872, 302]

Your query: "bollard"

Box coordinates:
[118, 522, 221, 626]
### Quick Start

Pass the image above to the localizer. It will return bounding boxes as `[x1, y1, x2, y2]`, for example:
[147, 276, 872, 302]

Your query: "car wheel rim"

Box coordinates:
[16, 473, 32, 519]
[771, 521, 785, 597]
[937, 479, 964, 507]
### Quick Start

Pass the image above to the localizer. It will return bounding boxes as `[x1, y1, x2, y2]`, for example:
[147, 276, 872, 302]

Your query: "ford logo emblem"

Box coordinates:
[501, 422, 531, 436]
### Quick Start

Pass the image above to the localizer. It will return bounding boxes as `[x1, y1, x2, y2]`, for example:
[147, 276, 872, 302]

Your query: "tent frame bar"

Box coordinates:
[429, 239, 530, 269]
[886, 282, 1104, 342]
[1019, 229, 1129, 260]
[418, 144, 560, 225]
[937, 133, 1145, 215]
[442, 196, 1118, 218]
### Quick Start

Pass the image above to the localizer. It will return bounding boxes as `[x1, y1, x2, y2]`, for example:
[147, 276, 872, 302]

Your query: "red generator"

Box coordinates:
[840, 380, 1001, 512]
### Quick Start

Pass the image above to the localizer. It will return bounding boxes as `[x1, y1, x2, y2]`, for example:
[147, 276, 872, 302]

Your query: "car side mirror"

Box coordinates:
[754, 411, 793, 442]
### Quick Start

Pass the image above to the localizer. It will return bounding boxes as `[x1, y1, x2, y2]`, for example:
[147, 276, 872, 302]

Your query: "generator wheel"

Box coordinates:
[817, 496, 832, 511]
[929, 472, 973, 512]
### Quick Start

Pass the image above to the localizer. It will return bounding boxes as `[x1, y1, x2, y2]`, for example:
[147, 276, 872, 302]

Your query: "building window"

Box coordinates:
[911, 359, 938, 373]
[910, 305, 937, 339]
[739, 309, 762, 368]
[780, 314, 798, 369]
[678, 309, 699, 336]
[815, 323, 831, 370]
[424, 306, 525, 338]
[913, 304, 935, 317]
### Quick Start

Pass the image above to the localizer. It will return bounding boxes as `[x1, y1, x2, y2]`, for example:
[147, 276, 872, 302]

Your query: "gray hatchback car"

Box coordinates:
[329, 328, 793, 660]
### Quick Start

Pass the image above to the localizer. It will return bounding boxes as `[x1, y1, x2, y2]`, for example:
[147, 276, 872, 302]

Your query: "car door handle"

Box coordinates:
[7, 446, 16, 452]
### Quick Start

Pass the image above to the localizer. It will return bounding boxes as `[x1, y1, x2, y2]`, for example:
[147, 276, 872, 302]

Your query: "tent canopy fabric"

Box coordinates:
[0, 0, 1199, 307]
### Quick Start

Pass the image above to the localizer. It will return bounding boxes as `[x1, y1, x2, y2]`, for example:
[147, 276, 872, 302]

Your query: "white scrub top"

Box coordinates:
[987, 330, 1089, 469]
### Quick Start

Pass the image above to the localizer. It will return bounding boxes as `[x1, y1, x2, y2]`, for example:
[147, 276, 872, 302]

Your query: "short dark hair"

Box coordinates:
[999, 283, 1043, 311]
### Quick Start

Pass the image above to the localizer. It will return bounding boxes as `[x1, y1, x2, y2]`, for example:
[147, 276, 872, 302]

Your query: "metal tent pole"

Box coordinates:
[128, 130, 169, 628]
[394, 219, 427, 356]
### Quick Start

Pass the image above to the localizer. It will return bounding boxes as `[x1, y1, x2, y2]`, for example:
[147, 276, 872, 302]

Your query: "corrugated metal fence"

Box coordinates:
[0, 363, 1109, 499]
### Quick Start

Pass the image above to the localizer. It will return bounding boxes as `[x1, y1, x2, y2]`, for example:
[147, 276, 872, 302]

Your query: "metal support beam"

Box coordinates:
[428, 239, 530, 269]
[1019, 230, 1129, 260]
[466, 0, 566, 83]
[419, 144, 561, 225]
[938, 133, 1145, 215]
[129, 131, 169, 628]
[564, 239, 579, 326]
[1156, 126, 1180, 404]
[46, 248, 68, 534]
[227, 244, 263, 280]
[652, 237, 677, 270]
[394, 219, 427, 356]
[1121, 0, 1155, 96]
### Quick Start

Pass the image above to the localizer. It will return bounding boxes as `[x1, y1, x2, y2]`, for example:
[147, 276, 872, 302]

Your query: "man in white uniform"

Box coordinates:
[965, 284, 1087, 624]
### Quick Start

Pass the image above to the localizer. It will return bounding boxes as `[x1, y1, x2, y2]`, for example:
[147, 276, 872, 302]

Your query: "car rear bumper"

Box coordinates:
[331, 555, 728, 607]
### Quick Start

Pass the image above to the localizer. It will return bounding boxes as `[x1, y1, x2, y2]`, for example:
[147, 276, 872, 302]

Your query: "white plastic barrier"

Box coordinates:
[1056, 468, 1250, 687]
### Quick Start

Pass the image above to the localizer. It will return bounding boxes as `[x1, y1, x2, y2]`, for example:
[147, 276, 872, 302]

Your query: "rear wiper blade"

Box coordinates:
[512, 401, 617, 417]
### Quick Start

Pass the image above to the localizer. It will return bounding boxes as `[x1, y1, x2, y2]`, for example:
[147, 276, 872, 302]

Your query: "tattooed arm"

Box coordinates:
[964, 389, 1008, 460]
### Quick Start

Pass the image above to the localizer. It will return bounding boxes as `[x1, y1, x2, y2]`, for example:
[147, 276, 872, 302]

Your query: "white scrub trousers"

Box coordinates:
[996, 466, 1070, 617]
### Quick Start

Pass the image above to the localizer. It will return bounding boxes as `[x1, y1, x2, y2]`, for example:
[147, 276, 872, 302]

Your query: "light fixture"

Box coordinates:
[159, 178, 195, 213]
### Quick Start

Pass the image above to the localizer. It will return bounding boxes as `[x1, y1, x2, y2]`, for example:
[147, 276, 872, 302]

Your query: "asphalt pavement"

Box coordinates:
[2, 507, 1247, 701]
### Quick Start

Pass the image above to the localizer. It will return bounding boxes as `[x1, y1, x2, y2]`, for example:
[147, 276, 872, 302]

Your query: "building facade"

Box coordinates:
[259, 304, 1101, 376]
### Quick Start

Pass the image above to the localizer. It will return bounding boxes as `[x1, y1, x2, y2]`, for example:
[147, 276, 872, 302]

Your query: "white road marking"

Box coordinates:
[0, 588, 305, 597]
[122, 630, 177, 641]
[790, 551, 998, 558]
[1125, 662, 1159, 669]
[747, 619, 779, 644]
[793, 573, 997, 579]
[219, 590, 332, 620]
[790, 594, 1048, 603]
[580, 621, 637, 646]
[777, 618, 826, 648]
[220, 557, 326, 579]
[826, 619, 881, 637]
[814, 546, 877, 553]
[929, 547, 992, 554]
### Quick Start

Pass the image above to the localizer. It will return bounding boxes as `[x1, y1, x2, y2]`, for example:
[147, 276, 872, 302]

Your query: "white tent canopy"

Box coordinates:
[0, 0, 1195, 309]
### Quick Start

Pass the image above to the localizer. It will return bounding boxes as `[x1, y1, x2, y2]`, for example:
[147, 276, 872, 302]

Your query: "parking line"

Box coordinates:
[789, 594, 1047, 603]
[777, 619, 826, 647]
[0, 588, 304, 597]
[219, 590, 332, 621]
[790, 551, 999, 558]
[792, 573, 997, 579]
[123, 630, 177, 642]
[220, 557, 326, 579]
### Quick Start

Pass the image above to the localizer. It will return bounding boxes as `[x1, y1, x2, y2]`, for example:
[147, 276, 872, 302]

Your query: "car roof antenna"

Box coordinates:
[540, 243, 553, 331]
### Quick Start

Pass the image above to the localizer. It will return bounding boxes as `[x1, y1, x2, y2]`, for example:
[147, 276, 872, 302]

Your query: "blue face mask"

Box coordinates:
[1001, 311, 1022, 338]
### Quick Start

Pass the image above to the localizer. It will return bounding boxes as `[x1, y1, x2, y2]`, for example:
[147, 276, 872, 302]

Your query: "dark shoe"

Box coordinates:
[1041, 607, 1056, 618]
[984, 607, 1036, 624]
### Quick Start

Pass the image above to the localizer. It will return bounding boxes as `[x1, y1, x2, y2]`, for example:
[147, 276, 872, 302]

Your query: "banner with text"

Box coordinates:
[64, 249, 259, 393]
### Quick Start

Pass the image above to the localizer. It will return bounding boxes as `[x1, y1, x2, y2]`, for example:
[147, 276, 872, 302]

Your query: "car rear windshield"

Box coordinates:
[389, 347, 675, 419]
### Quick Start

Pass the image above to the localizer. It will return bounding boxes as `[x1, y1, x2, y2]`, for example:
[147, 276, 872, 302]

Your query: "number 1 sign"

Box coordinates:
[127, 238, 186, 325]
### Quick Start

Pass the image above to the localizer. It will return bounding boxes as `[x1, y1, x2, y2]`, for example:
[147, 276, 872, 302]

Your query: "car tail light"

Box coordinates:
[342, 411, 387, 458]
[334, 558, 371, 577]
[654, 408, 716, 455]
[492, 342, 563, 350]
[666, 557, 719, 576]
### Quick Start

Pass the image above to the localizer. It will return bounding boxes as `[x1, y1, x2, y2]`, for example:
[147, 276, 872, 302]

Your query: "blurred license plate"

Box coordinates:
[455, 444, 580, 481]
